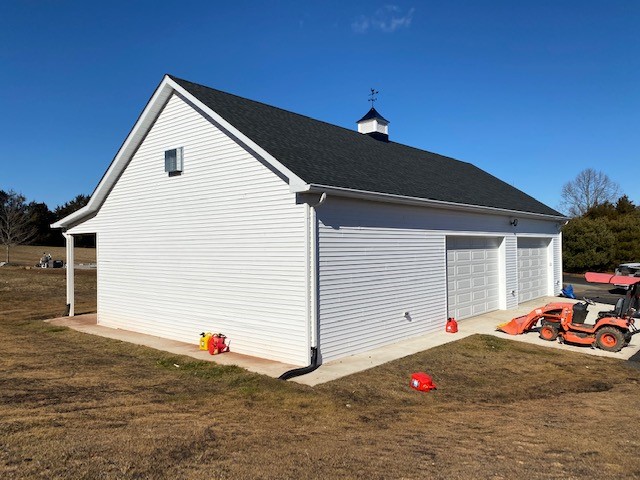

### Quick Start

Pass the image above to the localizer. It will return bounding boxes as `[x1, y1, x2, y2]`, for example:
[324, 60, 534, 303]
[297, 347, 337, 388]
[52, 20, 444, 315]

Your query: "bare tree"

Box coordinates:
[0, 190, 37, 264]
[560, 168, 620, 217]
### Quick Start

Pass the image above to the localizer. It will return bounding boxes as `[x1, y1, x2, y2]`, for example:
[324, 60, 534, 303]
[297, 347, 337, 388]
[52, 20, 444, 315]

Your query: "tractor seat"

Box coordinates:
[598, 298, 624, 319]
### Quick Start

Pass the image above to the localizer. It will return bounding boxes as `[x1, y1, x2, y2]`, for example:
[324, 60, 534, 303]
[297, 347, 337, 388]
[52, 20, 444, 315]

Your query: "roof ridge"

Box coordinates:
[168, 74, 470, 167]
[169, 74, 335, 128]
[168, 74, 562, 217]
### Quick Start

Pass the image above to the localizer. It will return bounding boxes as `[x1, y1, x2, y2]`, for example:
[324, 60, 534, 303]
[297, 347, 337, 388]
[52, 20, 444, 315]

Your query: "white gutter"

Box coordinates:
[291, 183, 568, 222]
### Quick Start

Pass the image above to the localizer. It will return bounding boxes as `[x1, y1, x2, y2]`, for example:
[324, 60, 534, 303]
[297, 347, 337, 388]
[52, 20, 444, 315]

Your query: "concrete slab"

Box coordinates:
[45, 314, 298, 379]
[45, 296, 640, 387]
[294, 297, 640, 386]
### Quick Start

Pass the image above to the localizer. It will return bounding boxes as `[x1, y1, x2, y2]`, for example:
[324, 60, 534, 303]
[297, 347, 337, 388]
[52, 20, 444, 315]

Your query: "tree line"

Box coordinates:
[561, 169, 639, 273]
[0, 190, 93, 263]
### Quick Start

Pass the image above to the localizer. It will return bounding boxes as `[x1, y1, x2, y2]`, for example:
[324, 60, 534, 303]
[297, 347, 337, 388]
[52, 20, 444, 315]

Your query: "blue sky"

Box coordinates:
[1, 0, 638, 211]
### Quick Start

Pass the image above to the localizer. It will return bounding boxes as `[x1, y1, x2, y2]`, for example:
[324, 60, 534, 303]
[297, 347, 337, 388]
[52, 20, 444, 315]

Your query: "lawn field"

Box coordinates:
[3, 244, 96, 267]
[2, 247, 640, 479]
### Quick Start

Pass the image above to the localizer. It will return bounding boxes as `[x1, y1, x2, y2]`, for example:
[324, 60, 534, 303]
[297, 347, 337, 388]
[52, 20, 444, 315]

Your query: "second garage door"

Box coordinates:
[447, 237, 501, 320]
[518, 237, 550, 303]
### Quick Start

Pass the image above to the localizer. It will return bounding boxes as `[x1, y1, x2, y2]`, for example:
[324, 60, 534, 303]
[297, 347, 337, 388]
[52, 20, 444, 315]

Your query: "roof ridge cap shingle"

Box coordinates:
[169, 74, 474, 166]
[168, 74, 563, 218]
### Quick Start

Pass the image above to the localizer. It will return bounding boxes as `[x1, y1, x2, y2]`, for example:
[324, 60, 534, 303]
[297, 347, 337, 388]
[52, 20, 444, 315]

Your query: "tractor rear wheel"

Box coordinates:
[595, 327, 625, 352]
[539, 323, 559, 341]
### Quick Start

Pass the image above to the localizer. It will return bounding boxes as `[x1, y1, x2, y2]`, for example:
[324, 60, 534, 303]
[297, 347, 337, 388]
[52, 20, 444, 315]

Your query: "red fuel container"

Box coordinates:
[446, 317, 458, 333]
[410, 372, 437, 392]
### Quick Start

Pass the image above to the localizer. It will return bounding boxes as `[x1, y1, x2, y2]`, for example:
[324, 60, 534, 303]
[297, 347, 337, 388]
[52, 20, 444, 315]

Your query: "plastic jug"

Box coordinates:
[446, 317, 458, 333]
[199, 332, 212, 350]
[410, 372, 437, 392]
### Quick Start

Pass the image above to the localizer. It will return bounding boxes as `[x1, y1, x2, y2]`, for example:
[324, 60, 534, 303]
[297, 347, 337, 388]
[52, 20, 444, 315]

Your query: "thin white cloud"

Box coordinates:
[352, 5, 415, 34]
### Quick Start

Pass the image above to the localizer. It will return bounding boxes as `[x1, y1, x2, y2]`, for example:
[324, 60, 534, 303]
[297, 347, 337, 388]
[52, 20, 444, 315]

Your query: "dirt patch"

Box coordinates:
[2, 264, 640, 479]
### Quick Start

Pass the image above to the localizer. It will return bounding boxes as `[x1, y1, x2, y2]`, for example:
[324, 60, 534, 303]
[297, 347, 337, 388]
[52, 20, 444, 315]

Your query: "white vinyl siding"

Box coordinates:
[69, 93, 308, 366]
[314, 197, 563, 362]
[317, 201, 447, 363]
[517, 237, 550, 303]
[553, 234, 563, 295]
[447, 237, 501, 320]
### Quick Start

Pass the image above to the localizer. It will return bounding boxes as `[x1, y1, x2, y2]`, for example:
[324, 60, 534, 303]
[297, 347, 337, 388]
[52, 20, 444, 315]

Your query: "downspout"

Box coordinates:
[279, 192, 326, 380]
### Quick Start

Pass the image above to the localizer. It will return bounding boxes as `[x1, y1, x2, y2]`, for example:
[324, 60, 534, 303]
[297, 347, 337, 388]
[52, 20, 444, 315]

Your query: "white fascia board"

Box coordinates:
[52, 76, 175, 229]
[53, 75, 307, 230]
[166, 77, 307, 189]
[51, 205, 91, 229]
[291, 183, 568, 222]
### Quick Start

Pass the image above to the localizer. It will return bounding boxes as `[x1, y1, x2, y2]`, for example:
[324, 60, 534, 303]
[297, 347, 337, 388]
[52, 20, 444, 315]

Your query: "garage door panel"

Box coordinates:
[447, 236, 501, 320]
[472, 264, 486, 274]
[458, 293, 472, 303]
[471, 251, 486, 261]
[457, 251, 472, 261]
[518, 238, 549, 303]
[472, 290, 486, 301]
[472, 277, 486, 288]
[456, 265, 472, 275]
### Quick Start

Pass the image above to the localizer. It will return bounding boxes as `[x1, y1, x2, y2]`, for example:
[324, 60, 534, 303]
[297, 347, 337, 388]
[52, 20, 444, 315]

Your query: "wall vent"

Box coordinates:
[165, 147, 184, 175]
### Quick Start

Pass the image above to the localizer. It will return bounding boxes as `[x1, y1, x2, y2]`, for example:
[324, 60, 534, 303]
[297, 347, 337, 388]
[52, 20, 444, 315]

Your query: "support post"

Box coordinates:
[63, 231, 75, 316]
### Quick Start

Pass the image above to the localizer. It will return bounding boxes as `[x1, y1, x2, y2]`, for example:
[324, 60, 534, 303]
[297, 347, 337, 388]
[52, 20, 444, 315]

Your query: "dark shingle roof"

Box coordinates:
[170, 75, 562, 217]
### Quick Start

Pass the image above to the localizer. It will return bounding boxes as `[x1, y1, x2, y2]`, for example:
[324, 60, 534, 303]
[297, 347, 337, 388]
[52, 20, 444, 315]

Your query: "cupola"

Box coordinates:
[356, 104, 389, 142]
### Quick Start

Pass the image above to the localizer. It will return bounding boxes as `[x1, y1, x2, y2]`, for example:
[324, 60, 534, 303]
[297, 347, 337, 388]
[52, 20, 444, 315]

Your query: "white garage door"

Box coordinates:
[447, 237, 501, 320]
[518, 238, 550, 303]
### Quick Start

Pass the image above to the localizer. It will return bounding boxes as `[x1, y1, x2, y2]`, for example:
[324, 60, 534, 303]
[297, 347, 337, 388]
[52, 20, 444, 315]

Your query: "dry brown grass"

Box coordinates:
[4, 244, 96, 267]
[2, 247, 640, 479]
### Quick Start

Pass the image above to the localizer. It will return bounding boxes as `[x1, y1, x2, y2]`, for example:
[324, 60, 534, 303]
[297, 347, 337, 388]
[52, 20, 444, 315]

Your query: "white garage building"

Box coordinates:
[54, 75, 566, 367]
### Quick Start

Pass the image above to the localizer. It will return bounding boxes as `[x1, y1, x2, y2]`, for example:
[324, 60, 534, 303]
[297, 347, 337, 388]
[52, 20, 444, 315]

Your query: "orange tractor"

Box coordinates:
[497, 272, 640, 352]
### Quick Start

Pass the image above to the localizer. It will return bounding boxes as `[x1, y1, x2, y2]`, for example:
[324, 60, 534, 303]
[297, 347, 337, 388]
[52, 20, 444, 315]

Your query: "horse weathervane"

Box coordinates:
[368, 88, 379, 107]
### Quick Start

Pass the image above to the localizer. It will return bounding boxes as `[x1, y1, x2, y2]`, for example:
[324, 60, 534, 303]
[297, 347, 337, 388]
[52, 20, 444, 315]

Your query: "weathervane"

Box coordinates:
[368, 88, 379, 107]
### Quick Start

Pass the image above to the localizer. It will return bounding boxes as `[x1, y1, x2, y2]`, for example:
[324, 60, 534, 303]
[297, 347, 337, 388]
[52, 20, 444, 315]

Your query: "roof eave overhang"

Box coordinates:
[52, 75, 307, 230]
[51, 205, 91, 229]
[291, 183, 568, 222]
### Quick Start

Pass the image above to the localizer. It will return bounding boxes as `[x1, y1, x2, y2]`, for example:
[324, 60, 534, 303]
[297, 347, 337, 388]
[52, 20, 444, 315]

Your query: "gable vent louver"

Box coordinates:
[165, 147, 184, 175]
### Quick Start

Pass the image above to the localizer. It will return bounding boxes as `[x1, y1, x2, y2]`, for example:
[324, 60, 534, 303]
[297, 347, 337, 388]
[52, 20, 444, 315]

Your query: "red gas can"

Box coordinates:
[208, 334, 229, 355]
[446, 317, 458, 333]
[410, 372, 437, 392]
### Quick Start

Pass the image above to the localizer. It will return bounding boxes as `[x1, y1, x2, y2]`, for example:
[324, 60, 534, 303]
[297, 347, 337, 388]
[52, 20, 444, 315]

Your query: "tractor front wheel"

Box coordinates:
[539, 323, 559, 341]
[595, 327, 625, 352]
